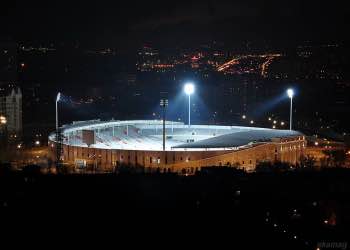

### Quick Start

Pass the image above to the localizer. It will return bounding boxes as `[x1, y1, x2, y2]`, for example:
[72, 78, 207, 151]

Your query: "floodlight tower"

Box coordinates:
[55, 92, 63, 168]
[160, 97, 168, 151]
[184, 83, 194, 127]
[287, 88, 294, 130]
[56, 92, 61, 130]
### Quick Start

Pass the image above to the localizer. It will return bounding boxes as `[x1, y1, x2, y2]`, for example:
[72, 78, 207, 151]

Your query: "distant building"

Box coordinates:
[0, 87, 22, 138]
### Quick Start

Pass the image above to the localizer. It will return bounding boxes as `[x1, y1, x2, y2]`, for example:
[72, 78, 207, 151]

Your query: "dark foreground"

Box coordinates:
[0, 166, 349, 249]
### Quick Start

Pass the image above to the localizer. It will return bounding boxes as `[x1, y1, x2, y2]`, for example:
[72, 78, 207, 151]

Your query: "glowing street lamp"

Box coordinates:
[184, 83, 194, 127]
[56, 92, 61, 130]
[287, 88, 294, 130]
[0, 115, 6, 125]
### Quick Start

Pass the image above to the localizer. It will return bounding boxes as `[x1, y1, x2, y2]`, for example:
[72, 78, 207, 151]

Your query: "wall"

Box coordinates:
[49, 136, 306, 173]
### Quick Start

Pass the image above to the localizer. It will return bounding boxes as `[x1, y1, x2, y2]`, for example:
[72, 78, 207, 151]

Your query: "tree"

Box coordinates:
[255, 161, 273, 173]
[300, 155, 317, 168]
[22, 164, 42, 176]
[332, 150, 347, 167]
[255, 161, 291, 173]
[323, 149, 347, 167]
[0, 162, 12, 176]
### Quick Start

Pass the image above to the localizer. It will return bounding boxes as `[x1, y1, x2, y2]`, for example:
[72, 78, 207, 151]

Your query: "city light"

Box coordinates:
[281, 121, 285, 126]
[35, 140, 40, 146]
[273, 120, 277, 124]
[250, 120, 254, 124]
[242, 115, 246, 119]
[0, 115, 6, 124]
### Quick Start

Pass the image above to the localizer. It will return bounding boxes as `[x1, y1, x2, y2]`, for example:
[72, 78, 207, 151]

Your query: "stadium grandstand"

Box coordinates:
[49, 120, 306, 173]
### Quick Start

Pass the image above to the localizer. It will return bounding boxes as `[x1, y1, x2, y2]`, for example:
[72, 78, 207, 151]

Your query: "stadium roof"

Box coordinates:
[172, 129, 303, 149]
[50, 120, 304, 151]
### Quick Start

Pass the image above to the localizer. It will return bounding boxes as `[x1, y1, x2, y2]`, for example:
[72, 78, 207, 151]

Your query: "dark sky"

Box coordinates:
[2, 0, 349, 48]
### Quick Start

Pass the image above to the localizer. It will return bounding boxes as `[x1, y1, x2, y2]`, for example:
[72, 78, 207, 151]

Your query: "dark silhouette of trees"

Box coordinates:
[255, 161, 291, 173]
[323, 149, 347, 167]
[300, 155, 317, 168]
[22, 164, 42, 176]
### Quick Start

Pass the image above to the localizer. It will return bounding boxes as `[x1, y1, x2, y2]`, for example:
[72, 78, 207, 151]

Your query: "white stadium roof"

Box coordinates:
[49, 120, 303, 151]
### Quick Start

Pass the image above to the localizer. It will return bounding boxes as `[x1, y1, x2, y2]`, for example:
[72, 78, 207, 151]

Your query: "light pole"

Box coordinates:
[184, 83, 194, 127]
[55, 92, 64, 169]
[287, 88, 294, 130]
[160, 98, 168, 151]
[56, 92, 61, 130]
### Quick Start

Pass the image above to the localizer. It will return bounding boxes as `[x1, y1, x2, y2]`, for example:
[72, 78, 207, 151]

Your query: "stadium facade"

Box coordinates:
[48, 120, 306, 173]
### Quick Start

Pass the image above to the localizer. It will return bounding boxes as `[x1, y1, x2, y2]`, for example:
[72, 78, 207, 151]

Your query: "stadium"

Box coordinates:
[48, 120, 306, 173]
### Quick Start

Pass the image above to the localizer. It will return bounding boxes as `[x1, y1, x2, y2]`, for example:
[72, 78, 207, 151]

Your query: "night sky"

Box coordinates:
[2, 1, 350, 48]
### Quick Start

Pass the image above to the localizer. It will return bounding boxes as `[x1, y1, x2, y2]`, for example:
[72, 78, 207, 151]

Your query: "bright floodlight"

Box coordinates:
[184, 83, 194, 95]
[56, 92, 61, 102]
[287, 88, 294, 98]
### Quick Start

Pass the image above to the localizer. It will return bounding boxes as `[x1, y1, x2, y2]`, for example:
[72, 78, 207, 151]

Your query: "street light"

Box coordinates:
[287, 88, 294, 130]
[184, 83, 194, 127]
[0, 115, 6, 124]
[56, 92, 61, 130]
